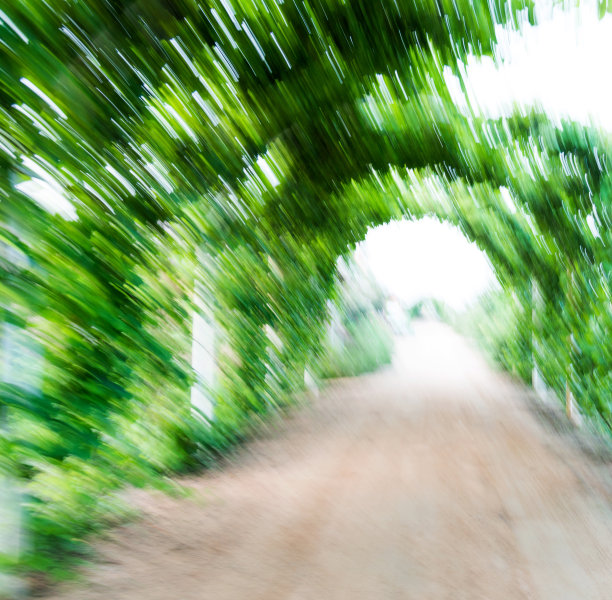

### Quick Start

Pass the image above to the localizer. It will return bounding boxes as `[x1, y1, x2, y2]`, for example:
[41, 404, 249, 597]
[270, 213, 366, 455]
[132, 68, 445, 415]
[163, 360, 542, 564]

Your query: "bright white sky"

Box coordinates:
[461, 0, 612, 128]
[356, 218, 497, 310]
[361, 0, 611, 310]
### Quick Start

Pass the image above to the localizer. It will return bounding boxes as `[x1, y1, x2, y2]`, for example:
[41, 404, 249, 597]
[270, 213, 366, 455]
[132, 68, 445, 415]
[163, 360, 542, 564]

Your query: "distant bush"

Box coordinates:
[318, 314, 393, 378]
[454, 288, 532, 383]
[317, 258, 393, 379]
[455, 285, 611, 435]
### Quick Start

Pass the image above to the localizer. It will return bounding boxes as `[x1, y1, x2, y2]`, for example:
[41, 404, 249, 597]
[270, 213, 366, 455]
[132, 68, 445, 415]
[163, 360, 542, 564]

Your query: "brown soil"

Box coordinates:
[43, 322, 612, 600]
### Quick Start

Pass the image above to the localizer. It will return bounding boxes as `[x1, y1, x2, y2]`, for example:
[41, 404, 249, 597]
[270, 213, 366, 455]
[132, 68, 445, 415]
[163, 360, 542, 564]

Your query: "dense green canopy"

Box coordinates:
[0, 0, 610, 576]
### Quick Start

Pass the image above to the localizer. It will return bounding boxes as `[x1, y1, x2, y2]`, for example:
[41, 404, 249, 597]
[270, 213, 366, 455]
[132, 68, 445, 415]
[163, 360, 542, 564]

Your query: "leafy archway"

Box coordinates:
[1, 0, 610, 573]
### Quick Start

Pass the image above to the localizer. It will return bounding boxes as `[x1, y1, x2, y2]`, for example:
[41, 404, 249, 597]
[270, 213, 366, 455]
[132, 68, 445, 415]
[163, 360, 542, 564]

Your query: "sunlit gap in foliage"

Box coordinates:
[356, 218, 497, 314]
[452, 0, 612, 130]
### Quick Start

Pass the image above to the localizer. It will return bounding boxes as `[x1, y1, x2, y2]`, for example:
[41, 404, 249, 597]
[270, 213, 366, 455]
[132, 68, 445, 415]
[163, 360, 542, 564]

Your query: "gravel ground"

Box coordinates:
[43, 322, 612, 600]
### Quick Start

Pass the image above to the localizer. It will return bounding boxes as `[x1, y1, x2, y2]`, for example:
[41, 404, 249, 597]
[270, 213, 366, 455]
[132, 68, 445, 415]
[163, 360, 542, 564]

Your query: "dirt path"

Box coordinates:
[45, 322, 612, 600]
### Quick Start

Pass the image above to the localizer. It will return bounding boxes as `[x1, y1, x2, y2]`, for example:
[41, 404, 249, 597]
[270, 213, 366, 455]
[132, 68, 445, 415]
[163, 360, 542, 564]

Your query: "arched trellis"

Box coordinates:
[1, 0, 610, 575]
[199, 94, 610, 425]
[199, 131, 609, 440]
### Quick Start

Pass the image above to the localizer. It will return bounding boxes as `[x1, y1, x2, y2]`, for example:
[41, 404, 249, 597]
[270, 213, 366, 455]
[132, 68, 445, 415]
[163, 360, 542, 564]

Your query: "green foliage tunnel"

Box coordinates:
[0, 0, 610, 577]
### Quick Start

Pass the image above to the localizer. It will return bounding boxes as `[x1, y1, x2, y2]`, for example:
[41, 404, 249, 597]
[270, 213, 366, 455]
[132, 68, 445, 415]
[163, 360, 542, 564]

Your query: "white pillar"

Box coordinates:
[531, 278, 547, 398]
[190, 280, 216, 422]
[1, 323, 39, 598]
[0, 477, 26, 598]
[565, 336, 580, 426]
[304, 367, 319, 397]
[326, 301, 345, 351]
[564, 269, 580, 426]
[532, 364, 549, 399]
